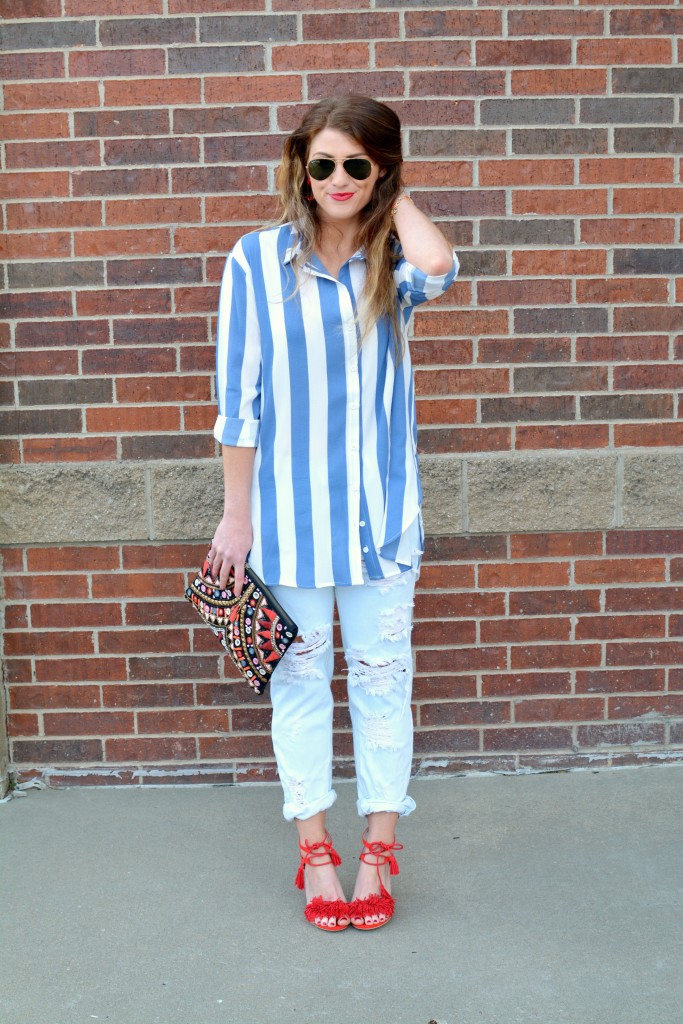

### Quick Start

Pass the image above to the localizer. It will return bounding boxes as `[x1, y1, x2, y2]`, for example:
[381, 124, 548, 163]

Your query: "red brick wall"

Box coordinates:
[2, 1, 683, 784]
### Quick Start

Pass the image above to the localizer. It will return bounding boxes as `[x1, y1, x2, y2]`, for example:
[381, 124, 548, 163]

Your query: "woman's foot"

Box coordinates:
[348, 830, 403, 930]
[295, 832, 350, 931]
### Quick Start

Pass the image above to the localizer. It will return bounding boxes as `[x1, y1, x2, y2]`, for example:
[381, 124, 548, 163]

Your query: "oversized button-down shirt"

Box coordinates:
[214, 223, 459, 588]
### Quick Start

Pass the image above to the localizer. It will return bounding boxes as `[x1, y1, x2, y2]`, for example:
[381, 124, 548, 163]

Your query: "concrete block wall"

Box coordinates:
[2, 1, 683, 785]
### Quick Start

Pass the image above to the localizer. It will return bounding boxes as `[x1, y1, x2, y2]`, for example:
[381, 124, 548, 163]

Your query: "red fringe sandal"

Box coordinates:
[348, 830, 404, 931]
[295, 833, 350, 932]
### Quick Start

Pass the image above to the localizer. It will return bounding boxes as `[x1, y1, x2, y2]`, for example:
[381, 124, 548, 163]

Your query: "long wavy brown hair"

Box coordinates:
[277, 96, 405, 358]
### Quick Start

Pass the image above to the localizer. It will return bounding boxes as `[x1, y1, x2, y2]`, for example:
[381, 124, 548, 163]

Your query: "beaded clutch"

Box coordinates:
[184, 556, 298, 694]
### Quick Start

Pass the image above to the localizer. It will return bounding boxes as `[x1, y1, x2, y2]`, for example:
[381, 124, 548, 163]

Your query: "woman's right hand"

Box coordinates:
[208, 514, 253, 596]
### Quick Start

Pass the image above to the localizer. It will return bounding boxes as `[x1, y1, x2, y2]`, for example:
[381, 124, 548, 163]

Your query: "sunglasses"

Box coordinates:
[307, 157, 373, 182]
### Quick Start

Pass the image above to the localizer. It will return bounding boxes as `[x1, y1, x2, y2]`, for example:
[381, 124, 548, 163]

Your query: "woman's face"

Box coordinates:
[305, 127, 384, 229]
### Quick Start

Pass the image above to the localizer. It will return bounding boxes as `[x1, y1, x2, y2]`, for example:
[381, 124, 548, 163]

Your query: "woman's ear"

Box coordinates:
[378, 167, 388, 178]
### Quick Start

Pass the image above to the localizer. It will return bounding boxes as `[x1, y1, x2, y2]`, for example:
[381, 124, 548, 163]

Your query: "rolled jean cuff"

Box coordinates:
[356, 795, 416, 818]
[283, 789, 337, 823]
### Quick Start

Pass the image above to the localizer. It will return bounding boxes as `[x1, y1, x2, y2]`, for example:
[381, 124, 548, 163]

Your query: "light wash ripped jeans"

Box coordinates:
[269, 567, 417, 822]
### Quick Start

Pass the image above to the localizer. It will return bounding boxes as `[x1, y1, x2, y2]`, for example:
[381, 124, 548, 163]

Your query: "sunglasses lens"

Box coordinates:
[307, 159, 335, 181]
[344, 159, 372, 180]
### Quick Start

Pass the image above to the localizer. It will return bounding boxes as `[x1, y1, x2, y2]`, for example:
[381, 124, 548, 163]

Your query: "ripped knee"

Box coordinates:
[379, 603, 413, 643]
[346, 651, 412, 697]
[276, 624, 332, 683]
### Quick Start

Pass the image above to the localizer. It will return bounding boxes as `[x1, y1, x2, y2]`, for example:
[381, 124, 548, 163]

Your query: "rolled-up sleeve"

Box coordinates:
[394, 249, 460, 308]
[213, 240, 262, 447]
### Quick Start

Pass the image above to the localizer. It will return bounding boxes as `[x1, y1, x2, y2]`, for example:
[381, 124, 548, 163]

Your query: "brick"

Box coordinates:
[516, 187, 608, 216]
[117, 376, 208, 404]
[515, 307, 607, 334]
[6, 140, 99, 170]
[577, 38, 672, 65]
[105, 737, 196, 761]
[10, 261, 104, 290]
[414, 309, 508, 337]
[606, 643, 683, 667]
[576, 668, 664, 695]
[4, 81, 100, 111]
[513, 128, 608, 156]
[137, 709, 228, 734]
[514, 366, 607, 393]
[75, 109, 170, 138]
[199, 735, 274, 759]
[168, 46, 264, 75]
[479, 337, 571, 364]
[614, 128, 683, 154]
[8, 200, 101, 231]
[273, 41, 368, 72]
[92, 572, 185, 599]
[24, 437, 118, 462]
[511, 644, 601, 670]
[478, 279, 571, 306]
[482, 727, 573, 751]
[415, 368, 508, 396]
[28, 546, 118, 572]
[76, 289, 171, 317]
[577, 723, 665, 747]
[615, 307, 683, 333]
[608, 695, 683, 719]
[610, 9, 683, 35]
[70, 49, 165, 78]
[420, 701, 509, 728]
[480, 617, 570, 645]
[516, 425, 609, 451]
[201, 14, 295, 42]
[480, 220, 575, 246]
[582, 220, 675, 245]
[204, 134, 283, 164]
[173, 106, 269, 135]
[86, 406, 179, 433]
[106, 198, 201, 227]
[82, 345, 176, 377]
[0, 19, 96, 49]
[414, 564, 476, 590]
[577, 277, 669, 304]
[482, 98, 574, 126]
[410, 70, 505, 98]
[614, 366, 683, 391]
[104, 77, 201, 108]
[613, 68, 683, 94]
[98, 628, 190, 655]
[514, 697, 604, 724]
[480, 159, 573, 188]
[102, 683, 195, 707]
[68, 0, 163, 10]
[113, 317, 207, 345]
[4, 232, 71, 261]
[126, 651, 217, 678]
[479, 561, 570, 590]
[10, 684, 100, 711]
[580, 158, 674, 186]
[204, 75, 301, 104]
[615, 424, 683, 448]
[100, 17, 195, 46]
[579, 613, 666, 641]
[1, 112, 69, 141]
[581, 394, 673, 421]
[303, 12, 397, 39]
[205, 195, 281, 224]
[124, 599, 196, 627]
[416, 647, 507, 674]
[614, 189, 683, 215]
[580, 98, 674, 124]
[411, 128, 505, 158]
[481, 672, 571, 699]
[44, 711, 135, 736]
[423, 535, 507, 562]
[377, 40, 471, 69]
[15, 320, 108, 349]
[107, 258, 202, 286]
[73, 168, 167, 197]
[12, 739, 103, 764]
[480, 395, 570, 425]
[416, 399, 477, 426]
[0, 408, 82, 436]
[18, 378, 112, 406]
[0, 0, 61, 11]
[508, 9, 603, 35]
[511, 68, 606, 96]
[5, 575, 89, 601]
[405, 10, 500, 37]
[478, 39, 571, 66]
[614, 248, 683, 276]
[104, 137, 198, 167]
[5, 630, 95, 657]
[419, 427, 511, 455]
[513, 250, 606, 277]
[0, 50, 64, 80]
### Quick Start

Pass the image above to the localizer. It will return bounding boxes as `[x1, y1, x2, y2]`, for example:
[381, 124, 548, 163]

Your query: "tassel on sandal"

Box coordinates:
[295, 833, 350, 932]
[348, 829, 403, 931]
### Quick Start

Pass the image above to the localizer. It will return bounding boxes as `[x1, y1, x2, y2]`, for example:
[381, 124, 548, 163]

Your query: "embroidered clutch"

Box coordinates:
[184, 557, 298, 694]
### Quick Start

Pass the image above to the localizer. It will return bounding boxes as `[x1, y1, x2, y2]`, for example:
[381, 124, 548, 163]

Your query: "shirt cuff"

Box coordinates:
[213, 415, 260, 446]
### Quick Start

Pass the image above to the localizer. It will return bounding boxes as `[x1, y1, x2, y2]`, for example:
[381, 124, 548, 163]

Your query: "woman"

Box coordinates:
[208, 96, 458, 932]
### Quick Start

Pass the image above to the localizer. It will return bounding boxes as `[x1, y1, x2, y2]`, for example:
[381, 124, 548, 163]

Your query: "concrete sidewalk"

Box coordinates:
[1, 766, 681, 1024]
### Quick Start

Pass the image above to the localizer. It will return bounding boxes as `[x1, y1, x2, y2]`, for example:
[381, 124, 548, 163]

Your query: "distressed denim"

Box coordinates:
[269, 569, 417, 821]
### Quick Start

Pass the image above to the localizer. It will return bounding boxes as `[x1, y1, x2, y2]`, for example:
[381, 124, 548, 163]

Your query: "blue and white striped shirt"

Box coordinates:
[214, 223, 459, 588]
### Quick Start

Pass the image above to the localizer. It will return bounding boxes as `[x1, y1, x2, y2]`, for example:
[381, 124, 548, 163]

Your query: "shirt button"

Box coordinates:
[359, 520, 366, 527]
[363, 546, 369, 553]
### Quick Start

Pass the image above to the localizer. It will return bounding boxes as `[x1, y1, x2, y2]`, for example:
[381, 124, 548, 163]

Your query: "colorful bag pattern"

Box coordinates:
[184, 557, 298, 695]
